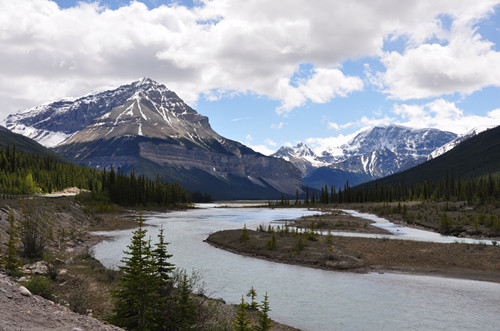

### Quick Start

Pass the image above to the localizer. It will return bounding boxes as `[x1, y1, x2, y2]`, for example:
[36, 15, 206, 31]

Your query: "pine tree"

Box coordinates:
[246, 286, 258, 310]
[233, 296, 251, 331]
[174, 271, 197, 329]
[257, 293, 272, 331]
[111, 215, 160, 330]
[4, 211, 20, 275]
[152, 225, 176, 330]
[240, 223, 250, 243]
[153, 225, 175, 286]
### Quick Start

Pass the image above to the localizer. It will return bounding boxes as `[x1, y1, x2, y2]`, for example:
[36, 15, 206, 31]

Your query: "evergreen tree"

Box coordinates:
[240, 223, 250, 243]
[233, 296, 251, 331]
[257, 293, 272, 331]
[4, 211, 20, 275]
[111, 216, 160, 330]
[174, 271, 197, 329]
[246, 286, 258, 310]
[152, 225, 176, 330]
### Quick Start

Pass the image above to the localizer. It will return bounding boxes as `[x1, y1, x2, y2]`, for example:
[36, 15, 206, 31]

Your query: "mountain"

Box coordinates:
[428, 125, 495, 160]
[370, 125, 500, 186]
[273, 126, 457, 189]
[3, 78, 303, 200]
[273, 143, 327, 177]
[0, 127, 68, 163]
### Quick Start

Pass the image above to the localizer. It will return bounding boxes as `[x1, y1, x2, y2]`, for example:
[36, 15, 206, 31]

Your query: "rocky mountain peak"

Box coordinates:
[2, 78, 203, 147]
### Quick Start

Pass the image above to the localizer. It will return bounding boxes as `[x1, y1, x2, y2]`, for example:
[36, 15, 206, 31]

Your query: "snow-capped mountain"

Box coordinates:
[2, 78, 170, 147]
[273, 125, 457, 188]
[5, 78, 303, 199]
[428, 125, 496, 160]
[273, 143, 328, 176]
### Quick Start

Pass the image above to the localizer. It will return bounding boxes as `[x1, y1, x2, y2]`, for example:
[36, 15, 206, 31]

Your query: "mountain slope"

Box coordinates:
[371, 125, 500, 186]
[6, 78, 303, 200]
[428, 125, 495, 160]
[0, 127, 68, 163]
[274, 126, 457, 189]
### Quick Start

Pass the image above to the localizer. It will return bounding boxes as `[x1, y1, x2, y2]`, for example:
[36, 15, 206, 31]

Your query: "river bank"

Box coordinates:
[205, 208, 500, 283]
[0, 198, 300, 330]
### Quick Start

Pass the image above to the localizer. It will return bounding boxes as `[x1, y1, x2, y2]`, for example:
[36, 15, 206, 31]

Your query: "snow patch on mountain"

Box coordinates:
[273, 125, 457, 180]
[3, 122, 72, 147]
[428, 125, 496, 160]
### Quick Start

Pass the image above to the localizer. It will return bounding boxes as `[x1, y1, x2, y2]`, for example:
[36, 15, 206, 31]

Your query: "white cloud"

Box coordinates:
[264, 138, 277, 146]
[0, 0, 499, 120]
[327, 121, 355, 130]
[305, 132, 359, 155]
[393, 99, 500, 133]
[271, 122, 284, 129]
[245, 143, 276, 156]
[380, 1, 500, 100]
[276, 68, 363, 114]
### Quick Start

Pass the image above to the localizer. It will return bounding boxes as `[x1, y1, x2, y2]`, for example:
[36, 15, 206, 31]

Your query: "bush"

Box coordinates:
[69, 278, 91, 314]
[23, 275, 53, 300]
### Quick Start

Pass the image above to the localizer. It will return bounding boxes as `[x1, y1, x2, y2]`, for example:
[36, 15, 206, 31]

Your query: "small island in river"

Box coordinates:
[205, 209, 500, 283]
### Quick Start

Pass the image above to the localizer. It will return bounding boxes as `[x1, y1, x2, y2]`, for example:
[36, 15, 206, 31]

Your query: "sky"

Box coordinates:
[1, 0, 500, 155]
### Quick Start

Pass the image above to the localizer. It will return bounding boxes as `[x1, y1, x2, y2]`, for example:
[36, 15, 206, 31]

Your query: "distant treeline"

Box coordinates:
[0, 145, 211, 206]
[280, 170, 500, 205]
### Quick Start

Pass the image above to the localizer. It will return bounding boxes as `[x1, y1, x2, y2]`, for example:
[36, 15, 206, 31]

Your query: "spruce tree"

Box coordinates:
[4, 211, 20, 275]
[257, 293, 272, 331]
[233, 296, 251, 331]
[174, 271, 197, 329]
[111, 215, 160, 330]
[246, 286, 258, 310]
[152, 225, 176, 330]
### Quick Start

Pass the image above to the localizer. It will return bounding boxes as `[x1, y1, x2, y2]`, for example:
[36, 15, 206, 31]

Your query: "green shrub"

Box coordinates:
[23, 275, 53, 300]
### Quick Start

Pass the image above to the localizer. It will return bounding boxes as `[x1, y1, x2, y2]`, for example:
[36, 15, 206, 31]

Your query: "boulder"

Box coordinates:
[23, 261, 49, 275]
[19, 286, 32, 297]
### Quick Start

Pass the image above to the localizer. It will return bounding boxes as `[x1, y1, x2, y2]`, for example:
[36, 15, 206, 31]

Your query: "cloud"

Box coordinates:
[276, 68, 364, 114]
[393, 99, 500, 133]
[327, 121, 355, 130]
[379, 2, 500, 100]
[1, 0, 500, 119]
[264, 138, 277, 146]
[245, 143, 276, 155]
[271, 122, 284, 129]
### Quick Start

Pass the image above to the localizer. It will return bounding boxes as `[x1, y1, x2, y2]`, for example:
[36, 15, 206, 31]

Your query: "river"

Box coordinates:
[93, 204, 500, 330]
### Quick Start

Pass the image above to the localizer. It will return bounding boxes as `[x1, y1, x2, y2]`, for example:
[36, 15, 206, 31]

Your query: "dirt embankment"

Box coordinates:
[206, 210, 500, 283]
[0, 272, 122, 331]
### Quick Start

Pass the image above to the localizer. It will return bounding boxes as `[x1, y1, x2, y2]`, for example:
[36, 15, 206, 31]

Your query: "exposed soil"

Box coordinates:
[0, 272, 122, 331]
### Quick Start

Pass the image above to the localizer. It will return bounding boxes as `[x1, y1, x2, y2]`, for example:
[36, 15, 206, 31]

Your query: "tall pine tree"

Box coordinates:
[111, 215, 160, 330]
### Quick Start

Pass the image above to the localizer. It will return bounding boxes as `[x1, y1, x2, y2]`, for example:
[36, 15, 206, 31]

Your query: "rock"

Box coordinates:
[23, 261, 49, 275]
[65, 258, 74, 265]
[19, 286, 32, 297]
[18, 276, 28, 282]
[72, 328, 83, 331]
[58, 269, 68, 276]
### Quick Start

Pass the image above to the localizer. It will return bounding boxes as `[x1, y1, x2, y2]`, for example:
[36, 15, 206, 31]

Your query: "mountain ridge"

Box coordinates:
[273, 125, 457, 189]
[5, 78, 304, 200]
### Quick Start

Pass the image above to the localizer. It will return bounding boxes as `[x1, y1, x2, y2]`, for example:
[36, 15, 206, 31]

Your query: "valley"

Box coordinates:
[1, 78, 499, 330]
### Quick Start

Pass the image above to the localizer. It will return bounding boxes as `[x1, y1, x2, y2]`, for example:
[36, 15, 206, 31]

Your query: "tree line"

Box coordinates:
[276, 170, 500, 206]
[0, 144, 211, 207]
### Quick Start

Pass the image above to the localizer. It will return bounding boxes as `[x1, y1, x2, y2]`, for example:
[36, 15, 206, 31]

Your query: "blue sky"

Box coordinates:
[1, 0, 500, 154]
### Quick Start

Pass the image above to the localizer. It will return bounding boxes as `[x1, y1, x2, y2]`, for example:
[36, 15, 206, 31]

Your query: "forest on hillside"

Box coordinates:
[0, 145, 210, 207]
